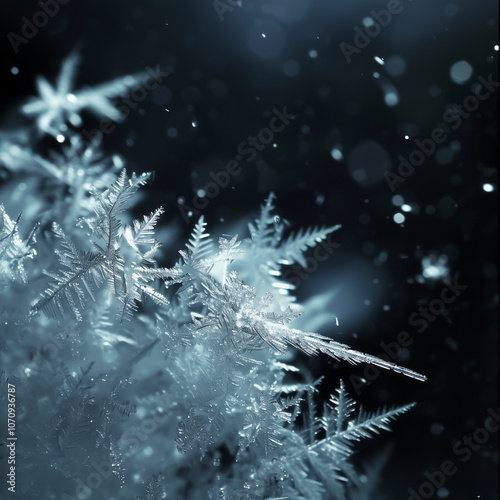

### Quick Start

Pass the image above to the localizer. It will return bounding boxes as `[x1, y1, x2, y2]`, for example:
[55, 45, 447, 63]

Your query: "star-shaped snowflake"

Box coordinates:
[22, 51, 144, 138]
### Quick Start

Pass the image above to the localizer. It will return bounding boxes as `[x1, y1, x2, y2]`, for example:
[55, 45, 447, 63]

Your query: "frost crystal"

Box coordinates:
[0, 53, 426, 500]
[22, 51, 145, 137]
[32, 170, 171, 322]
[0, 206, 38, 284]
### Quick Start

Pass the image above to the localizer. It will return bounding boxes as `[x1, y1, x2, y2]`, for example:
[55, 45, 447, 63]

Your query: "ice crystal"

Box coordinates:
[0, 53, 426, 500]
[31, 170, 172, 322]
[0, 205, 38, 284]
[22, 51, 145, 137]
[239, 192, 341, 301]
[137, 473, 168, 500]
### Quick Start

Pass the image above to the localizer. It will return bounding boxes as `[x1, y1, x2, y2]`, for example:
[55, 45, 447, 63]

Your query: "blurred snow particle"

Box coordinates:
[143, 446, 154, 457]
[373, 73, 399, 106]
[422, 254, 449, 279]
[483, 183, 495, 192]
[112, 154, 125, 168]
[431, 423, 445, 435]
[437, 487, 450, 498]
[347, 141, 391, 186]
[450, 60, 473, 84]
[409, 203, 421, 214]
[437, 196, 458, 218]
[167, 127, 178, 138]
[283, 60, 300, 77]
[374, 251, 388, 266]
[152, 85, 172, 105]
[391, 194, 404, 206]
[429, 85, 441, 97]
[385, 56, 407, 77]
[362, 17, 374, 28]
[270, 0, 311, 23]
[248, 20, 286, 57]
[353, 170, 367, 182]
[358, 213, 371, 224]
[435, 147, 454, 165]
[444, 3, 458, 16]
[330, 146, 343, 161]
[393, 212, 405, 224]
[384, 91, 399, 106]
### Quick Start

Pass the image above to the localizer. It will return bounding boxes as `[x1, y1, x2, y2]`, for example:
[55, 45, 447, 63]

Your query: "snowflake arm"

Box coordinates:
[21, 51, 147, 136]
[32, 170, 170, 322]
[178, 216, 213, 267]
[248, 192, 279, 248]
[259, 321, 427, 381]
[31, 223, 107, 321]
[278, 224, 341, 267]
[0, 206, 38, 283]
[124, 207, 165, 252]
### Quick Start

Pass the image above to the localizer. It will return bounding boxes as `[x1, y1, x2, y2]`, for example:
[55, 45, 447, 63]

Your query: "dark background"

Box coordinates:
[0, 0, 498, 498]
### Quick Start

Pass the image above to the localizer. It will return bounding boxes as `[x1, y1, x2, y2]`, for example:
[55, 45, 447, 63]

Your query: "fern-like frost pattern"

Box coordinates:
[0, 54, 427, 500]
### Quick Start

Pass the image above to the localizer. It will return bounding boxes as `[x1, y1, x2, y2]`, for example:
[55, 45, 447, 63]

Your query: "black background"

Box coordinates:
[0, 0, 498, 498]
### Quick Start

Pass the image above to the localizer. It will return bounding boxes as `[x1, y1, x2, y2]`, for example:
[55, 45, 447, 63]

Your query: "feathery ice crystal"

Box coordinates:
[0, 53, 426, 499]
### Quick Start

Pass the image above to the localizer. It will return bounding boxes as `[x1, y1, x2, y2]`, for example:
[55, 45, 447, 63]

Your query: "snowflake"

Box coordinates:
[21, 51, 146, 138]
